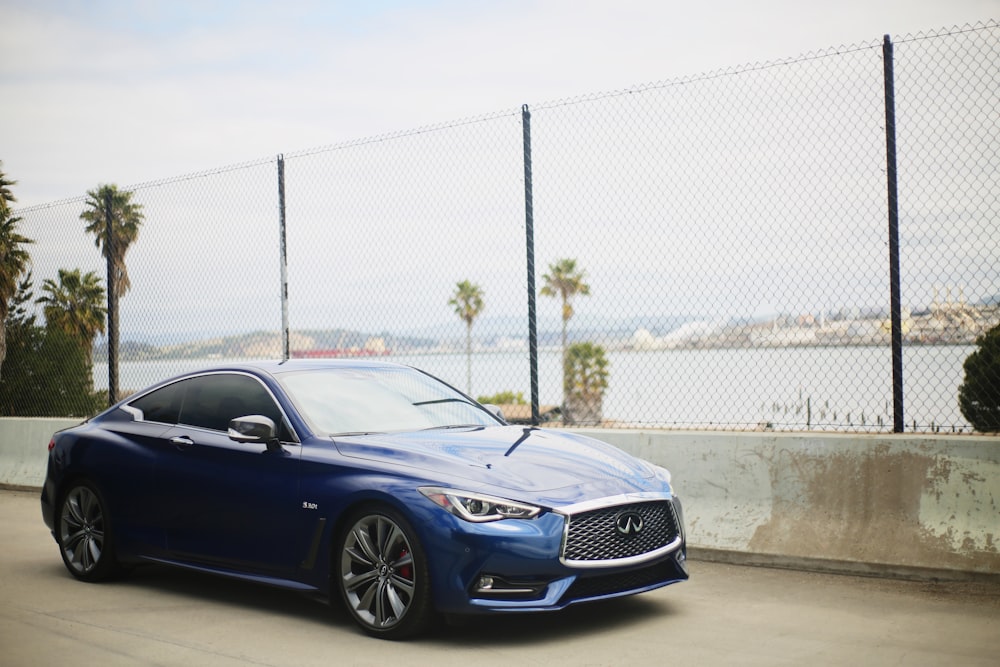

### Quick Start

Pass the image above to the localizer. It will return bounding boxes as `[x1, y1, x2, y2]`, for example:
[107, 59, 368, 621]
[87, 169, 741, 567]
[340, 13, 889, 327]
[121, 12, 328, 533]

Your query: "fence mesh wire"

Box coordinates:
[3, 23, 998, 433]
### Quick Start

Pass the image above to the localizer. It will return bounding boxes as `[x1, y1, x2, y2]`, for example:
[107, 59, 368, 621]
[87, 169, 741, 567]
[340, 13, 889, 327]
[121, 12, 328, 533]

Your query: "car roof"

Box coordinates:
[184, 358, 415, 377]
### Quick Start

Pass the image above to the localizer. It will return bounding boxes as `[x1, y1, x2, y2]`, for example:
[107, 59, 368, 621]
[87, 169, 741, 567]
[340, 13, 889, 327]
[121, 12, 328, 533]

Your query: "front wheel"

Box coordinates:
[336, 506, 433, 639]
[56, 482, 121, 582]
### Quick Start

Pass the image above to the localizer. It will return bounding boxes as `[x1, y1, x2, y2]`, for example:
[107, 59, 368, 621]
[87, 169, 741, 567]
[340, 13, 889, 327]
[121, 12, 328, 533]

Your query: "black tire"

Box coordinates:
[335, 505, 433, 639]
[56, 481, 121, 582]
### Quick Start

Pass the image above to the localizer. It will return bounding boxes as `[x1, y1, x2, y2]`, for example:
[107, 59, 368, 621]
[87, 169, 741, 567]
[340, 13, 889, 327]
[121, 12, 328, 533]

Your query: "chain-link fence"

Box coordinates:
[3, 23, 998, 433]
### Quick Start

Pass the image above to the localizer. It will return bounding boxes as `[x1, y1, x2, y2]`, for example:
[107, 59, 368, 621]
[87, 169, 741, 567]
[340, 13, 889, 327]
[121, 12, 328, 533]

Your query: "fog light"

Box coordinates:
[472, 574, 546, 598]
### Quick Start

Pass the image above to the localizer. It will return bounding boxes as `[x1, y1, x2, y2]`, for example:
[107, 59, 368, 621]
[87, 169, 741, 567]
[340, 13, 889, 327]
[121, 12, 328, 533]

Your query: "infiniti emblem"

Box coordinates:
[615, 511, 644, 536]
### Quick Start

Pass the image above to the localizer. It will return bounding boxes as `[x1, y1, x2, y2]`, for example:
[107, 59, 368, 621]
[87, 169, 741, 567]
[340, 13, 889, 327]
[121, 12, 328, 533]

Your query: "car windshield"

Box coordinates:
[276, 366, 500, 436]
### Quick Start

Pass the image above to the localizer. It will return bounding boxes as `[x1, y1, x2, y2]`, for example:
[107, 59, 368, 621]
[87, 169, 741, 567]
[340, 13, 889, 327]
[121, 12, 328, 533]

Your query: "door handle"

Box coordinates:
[170, 436, 194, 449]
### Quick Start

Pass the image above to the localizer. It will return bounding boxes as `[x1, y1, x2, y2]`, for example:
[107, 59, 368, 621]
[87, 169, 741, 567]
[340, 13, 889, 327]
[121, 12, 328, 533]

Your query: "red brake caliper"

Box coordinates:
[398, 548, 412, 580]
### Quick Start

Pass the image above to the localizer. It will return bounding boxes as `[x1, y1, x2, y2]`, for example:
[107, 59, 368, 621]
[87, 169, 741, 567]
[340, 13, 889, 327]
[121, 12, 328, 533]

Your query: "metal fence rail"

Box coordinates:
[4, 22, 998, 433]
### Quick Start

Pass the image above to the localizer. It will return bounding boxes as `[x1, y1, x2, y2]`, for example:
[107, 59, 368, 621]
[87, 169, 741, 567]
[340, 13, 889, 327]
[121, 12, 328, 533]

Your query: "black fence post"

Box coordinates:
[103, 189, 118, 405]
[278, 154, 289, 362]
[883, 34, 905, 433]
[522, 104, 540, 426]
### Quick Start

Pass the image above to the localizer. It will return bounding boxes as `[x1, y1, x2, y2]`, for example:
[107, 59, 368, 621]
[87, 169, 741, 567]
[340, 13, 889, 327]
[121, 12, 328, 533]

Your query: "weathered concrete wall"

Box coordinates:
[3, 418, 997, 577]
[0, 418, 81, 489]
[581, 429, 999, 578]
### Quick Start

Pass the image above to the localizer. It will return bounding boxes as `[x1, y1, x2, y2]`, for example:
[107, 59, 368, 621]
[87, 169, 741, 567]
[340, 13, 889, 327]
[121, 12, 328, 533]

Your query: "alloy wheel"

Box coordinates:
[339, 512, 420, 633]
[59, 485, 106, 576]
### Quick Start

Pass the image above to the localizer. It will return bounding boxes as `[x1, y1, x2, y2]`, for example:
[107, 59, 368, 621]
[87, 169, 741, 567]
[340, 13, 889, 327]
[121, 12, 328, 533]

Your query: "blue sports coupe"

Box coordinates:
[41, 360, 687, 638]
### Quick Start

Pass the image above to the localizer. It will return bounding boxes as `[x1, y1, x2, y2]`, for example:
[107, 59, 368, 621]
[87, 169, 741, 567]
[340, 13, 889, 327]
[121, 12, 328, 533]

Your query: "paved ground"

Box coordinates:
[2, 488, 998, 666]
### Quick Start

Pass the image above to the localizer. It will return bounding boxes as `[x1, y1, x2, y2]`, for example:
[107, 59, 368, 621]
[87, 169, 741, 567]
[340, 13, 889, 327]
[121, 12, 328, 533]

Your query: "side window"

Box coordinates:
[128, 380, 185, 424]
[177, 373, 293, 440]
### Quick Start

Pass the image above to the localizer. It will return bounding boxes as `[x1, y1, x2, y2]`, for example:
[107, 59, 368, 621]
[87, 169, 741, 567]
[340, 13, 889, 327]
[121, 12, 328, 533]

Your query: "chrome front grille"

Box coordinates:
[562, 499, 681, 565]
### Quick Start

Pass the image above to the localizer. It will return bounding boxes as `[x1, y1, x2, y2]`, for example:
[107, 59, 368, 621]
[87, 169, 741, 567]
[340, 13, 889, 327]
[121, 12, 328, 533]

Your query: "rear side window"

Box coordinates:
[129, 380, 184, 424]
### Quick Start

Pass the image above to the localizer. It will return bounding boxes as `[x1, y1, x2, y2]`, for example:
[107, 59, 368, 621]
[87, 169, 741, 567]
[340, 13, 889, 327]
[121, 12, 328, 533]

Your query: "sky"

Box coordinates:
[2, 0, 996, 208]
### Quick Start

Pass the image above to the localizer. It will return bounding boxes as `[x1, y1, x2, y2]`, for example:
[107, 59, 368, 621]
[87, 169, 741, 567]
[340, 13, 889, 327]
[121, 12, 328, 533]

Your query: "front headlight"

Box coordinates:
[419, 487, 541, 523]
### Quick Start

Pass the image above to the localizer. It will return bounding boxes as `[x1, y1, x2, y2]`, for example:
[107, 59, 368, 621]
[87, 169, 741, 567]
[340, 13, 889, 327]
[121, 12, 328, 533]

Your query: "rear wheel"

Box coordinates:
[336, 506, 433, 639]
[57, 482, 121, 582]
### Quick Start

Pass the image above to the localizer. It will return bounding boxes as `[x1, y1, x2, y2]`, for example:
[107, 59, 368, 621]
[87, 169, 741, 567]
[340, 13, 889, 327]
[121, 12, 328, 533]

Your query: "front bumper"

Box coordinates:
[423, 494, 688, 614]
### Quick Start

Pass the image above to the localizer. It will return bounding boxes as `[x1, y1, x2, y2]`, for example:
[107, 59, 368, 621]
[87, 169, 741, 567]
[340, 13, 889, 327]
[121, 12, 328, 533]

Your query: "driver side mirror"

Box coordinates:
[228, 415, 281, 452]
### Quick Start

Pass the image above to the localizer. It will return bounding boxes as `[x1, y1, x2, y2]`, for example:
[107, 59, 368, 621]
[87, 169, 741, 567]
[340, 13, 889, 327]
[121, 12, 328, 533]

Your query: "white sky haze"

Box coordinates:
[2, 0, 996, 207]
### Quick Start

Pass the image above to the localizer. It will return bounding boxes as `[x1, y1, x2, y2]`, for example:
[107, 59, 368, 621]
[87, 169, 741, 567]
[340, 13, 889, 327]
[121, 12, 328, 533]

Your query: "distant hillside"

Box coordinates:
[94, 314, 706, 362]
[95, 329, 437, 362]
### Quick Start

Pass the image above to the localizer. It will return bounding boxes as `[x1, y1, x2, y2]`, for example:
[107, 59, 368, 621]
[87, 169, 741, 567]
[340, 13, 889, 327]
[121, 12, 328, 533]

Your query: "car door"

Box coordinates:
[150, 372, 305, 578]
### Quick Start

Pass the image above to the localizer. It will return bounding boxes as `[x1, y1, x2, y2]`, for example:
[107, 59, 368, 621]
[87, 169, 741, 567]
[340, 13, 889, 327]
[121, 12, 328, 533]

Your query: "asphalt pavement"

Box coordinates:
[2, 489, 998, 666]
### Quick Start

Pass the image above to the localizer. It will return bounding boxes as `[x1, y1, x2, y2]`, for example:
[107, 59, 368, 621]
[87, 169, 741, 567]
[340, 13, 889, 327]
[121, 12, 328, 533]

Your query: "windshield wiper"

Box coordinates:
[412, 398, 475, 407]
[330, 431, 384, 437]
[420, 424, 484, 431]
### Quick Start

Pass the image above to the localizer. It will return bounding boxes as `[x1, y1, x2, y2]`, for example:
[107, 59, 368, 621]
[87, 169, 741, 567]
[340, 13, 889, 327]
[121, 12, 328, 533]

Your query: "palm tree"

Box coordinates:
[39, 268, 107, 376]
[0, 163, 33, 381]
[0, 160, 16, 217]
[80, 184, 144, 402]
[563, 342, 609, 425]
[449, 280, 484, 395]
[540, 258, 590, 411]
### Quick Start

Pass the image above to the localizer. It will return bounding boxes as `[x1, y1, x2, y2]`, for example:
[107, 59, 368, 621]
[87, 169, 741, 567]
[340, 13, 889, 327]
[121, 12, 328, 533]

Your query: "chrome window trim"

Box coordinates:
[122, 370, 300, 443]
[120, 404, 143, 420]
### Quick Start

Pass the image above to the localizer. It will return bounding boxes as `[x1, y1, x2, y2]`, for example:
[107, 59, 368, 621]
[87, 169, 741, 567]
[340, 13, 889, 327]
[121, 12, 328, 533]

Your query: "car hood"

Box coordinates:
[331, 425, 664, 505]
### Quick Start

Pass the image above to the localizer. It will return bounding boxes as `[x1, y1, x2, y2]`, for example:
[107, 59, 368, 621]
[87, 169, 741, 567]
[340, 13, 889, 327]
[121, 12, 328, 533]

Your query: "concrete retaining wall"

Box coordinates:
[583, 429, 999, 579]
[0, 418, 81, 489]
[3, 418, 997, 578]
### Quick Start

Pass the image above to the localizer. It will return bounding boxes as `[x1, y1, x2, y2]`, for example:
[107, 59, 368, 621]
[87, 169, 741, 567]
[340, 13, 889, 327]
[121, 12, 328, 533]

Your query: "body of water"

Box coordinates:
[93, 345, 974, 432]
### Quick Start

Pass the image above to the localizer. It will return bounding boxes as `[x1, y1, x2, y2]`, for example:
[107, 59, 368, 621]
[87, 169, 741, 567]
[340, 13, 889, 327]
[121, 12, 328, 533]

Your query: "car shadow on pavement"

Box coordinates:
[100, 563, 348, 625]
[82, 562, 680, 643]
[430, 594, 678, 645]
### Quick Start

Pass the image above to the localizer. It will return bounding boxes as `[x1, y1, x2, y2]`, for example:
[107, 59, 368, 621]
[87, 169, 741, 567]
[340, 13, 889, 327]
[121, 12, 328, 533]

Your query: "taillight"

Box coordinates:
[48, 438, 56, 452]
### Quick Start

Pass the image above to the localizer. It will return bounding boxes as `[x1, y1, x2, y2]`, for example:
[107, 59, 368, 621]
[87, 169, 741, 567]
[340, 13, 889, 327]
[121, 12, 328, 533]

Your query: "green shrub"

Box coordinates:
[0, 304, 103, 417]
[563, 342, 609, 425]
[477, 390, 526, 405]
[959, 322, 1000, 432]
